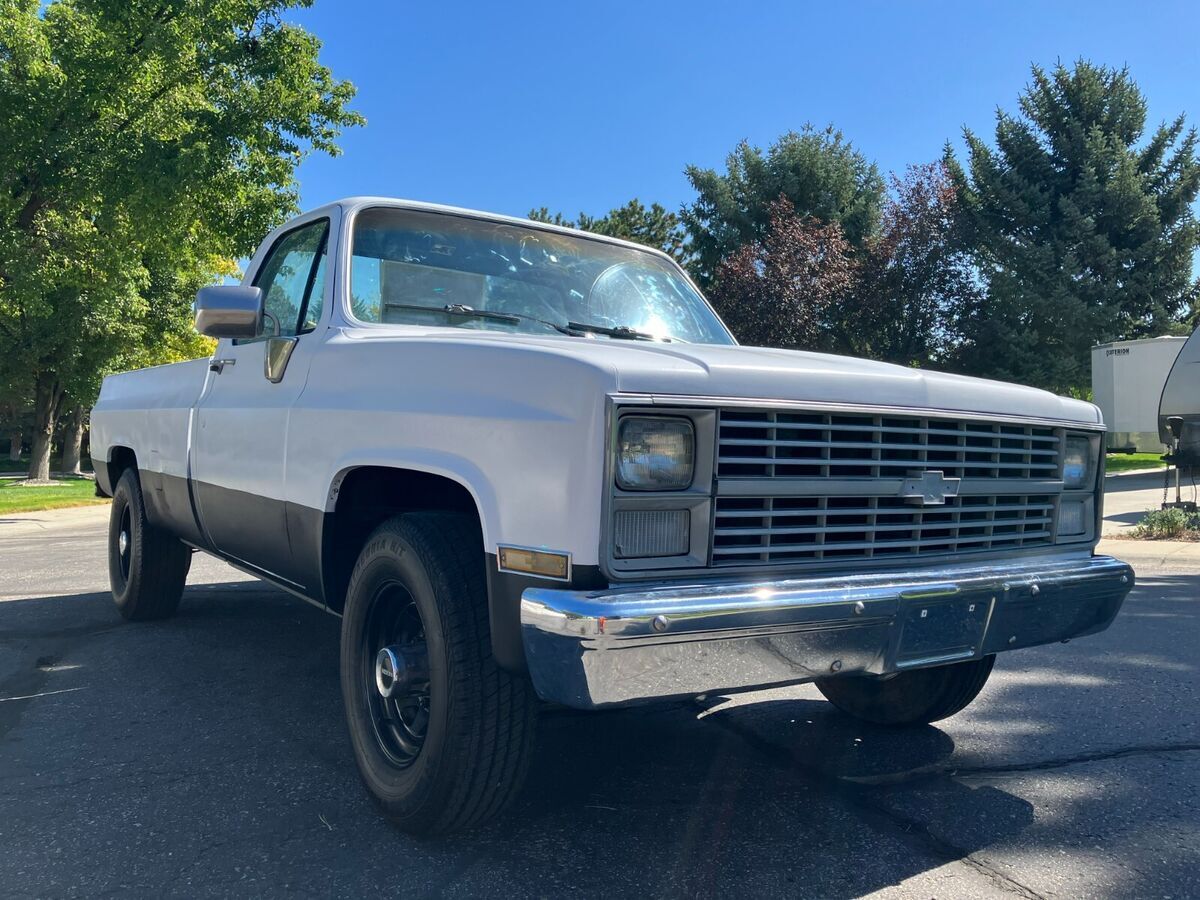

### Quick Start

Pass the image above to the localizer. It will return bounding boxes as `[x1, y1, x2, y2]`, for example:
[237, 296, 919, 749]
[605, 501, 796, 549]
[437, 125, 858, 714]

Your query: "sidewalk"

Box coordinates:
[1100, 468, 1185, 536]
[0, 503, 111, 538]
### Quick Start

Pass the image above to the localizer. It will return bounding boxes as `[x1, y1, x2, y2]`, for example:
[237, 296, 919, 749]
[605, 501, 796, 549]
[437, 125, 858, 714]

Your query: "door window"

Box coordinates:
[253, 219, 330, 337]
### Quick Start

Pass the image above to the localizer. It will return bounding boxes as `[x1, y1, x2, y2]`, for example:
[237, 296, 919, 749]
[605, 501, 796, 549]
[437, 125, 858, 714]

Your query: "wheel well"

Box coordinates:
[104, 447, 138, 497]
[322, 467, 481, 614]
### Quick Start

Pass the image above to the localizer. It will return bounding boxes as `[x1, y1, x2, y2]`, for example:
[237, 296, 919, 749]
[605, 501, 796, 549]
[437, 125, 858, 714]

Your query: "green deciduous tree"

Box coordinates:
[528, 199, 689, 264]
[948, 61, 1200, 392]
[0, 0, 362, 480]
[682, 125, 885, 285]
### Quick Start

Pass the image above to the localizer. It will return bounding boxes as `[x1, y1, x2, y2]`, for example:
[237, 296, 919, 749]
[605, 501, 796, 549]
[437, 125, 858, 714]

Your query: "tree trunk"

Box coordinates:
[60, 407, 85, 475]
[7, 431, 19, 462]
[27, 373, 63, 482]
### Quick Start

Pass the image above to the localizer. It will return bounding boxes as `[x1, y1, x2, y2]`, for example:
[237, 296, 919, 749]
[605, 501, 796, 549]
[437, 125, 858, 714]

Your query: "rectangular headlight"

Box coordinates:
[616, 417, 695, 491]
[1062, 434, 1096, 490]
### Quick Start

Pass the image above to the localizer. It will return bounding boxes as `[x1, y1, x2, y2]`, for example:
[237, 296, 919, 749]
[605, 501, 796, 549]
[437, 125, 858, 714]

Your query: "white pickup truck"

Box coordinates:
[91, 197, 1134, 834]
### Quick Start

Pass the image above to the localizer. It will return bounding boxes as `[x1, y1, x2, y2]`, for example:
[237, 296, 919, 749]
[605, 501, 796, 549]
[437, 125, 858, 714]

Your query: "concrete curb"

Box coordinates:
[1097, 537, 1200, 574]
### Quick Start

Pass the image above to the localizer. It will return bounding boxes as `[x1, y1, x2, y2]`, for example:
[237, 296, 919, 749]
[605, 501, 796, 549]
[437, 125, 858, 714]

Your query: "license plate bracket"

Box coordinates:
[896, 594, 990, 667]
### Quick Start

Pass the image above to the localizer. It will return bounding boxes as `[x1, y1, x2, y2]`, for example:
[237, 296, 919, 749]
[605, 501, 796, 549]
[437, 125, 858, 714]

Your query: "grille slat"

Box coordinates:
[719, 437, 1059, 456]
[712, 529, 1053, 558]
[711, 407, 1062, 568]
[718, 455, 1055, 471]
[714, 515, 1054, 538]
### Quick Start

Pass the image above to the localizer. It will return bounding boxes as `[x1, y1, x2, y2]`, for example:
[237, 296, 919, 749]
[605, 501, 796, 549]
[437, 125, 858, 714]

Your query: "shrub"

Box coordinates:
[1128, 507, 1200, 540]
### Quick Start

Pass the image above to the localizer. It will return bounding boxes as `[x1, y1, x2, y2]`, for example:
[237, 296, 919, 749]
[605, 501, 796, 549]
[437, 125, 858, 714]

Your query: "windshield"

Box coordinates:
[348, 207, 734, 345]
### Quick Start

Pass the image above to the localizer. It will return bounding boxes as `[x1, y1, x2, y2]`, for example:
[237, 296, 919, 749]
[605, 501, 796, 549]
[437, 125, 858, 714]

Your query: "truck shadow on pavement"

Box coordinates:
[0, 575, 1195, 898]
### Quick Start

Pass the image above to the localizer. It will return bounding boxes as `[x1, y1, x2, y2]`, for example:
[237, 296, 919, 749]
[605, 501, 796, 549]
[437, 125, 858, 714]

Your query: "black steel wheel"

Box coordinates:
[116, 502, 133, 584]
[361, 581, 431, 768]
[340, 512, 537, 835]
[108, 468, 190, 621]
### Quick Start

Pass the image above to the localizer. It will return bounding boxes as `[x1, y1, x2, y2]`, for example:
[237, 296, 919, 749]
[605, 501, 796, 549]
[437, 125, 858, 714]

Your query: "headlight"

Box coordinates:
[1062, 434, 1096, 490]
[616, 417, 695, 491]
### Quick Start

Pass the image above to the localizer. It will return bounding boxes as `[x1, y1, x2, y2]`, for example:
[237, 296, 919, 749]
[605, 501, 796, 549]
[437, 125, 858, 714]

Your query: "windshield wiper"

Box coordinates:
[385, 302, 522, 325]
[384, 303, 681, 343]
[566, 321, 680, 342]
[384, 302, 583, 336]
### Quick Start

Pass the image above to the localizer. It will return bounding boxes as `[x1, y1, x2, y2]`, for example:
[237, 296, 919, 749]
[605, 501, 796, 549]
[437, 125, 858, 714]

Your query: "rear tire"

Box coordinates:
[815, 655, 995, 726]
[108, 468, 191, 621]
[340, 512, 537, 835]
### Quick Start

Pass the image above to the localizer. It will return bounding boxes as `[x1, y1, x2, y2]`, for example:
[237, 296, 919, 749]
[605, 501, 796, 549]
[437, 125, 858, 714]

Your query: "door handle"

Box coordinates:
[209, 358, 236, 374]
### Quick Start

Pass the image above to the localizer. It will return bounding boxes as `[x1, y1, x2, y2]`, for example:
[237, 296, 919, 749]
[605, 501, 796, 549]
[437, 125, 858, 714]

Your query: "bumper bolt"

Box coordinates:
[830, 659, 843, 673]
[1008, 635, 1017, 644]
[651, 615, 670, 633]
[1121, 575, 1129, 584]
[853, 601, 865, 615]
[1030, 584, 1040, 596]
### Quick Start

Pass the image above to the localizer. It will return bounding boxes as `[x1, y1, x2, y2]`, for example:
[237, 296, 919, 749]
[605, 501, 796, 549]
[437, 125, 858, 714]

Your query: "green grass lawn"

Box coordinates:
[0, 455, 93, 474]
[1106, 452, 1167, 474]
[0, 477, 109, 514]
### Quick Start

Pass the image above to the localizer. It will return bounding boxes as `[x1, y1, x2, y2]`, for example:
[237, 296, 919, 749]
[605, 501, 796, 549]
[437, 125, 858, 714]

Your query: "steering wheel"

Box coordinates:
[586, 263, 643, 326]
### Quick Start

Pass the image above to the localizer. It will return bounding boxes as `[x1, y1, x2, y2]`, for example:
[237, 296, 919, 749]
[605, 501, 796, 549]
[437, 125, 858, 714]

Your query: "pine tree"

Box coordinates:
[948, 61, 1200, 392]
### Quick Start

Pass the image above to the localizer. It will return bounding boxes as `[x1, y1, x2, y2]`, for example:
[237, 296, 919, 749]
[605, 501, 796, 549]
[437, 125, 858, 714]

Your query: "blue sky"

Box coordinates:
[289, 0, 1200, 221]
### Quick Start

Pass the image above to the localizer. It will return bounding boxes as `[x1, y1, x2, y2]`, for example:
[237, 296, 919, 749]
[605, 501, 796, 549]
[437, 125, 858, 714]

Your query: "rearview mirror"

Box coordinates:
[195, 285, 263, 339]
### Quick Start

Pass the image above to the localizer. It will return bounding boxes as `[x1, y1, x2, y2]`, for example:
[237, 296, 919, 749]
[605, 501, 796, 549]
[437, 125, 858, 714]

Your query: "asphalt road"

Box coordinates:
[1, 508, 1197, 899]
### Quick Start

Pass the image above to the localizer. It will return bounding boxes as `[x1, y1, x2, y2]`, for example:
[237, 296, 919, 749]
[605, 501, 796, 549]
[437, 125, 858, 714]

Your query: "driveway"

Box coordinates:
[1102, 468, 1196, 535]
[1, 506, 1197, 898]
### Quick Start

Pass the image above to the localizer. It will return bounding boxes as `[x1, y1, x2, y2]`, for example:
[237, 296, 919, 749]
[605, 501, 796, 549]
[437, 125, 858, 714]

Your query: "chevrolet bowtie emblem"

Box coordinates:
[899, 470, 961, 506]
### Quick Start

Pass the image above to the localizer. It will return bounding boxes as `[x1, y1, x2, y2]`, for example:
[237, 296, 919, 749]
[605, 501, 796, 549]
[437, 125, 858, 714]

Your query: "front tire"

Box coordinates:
[108, 468, 191, 621]
[340, 513, 537, 835]
[815, 655, 995, 726]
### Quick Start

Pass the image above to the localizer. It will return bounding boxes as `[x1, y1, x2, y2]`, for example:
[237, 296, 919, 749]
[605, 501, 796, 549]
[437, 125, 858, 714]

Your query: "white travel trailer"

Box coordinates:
[1159, 325, 1200, 467]
[1091, 336, 1186, 452]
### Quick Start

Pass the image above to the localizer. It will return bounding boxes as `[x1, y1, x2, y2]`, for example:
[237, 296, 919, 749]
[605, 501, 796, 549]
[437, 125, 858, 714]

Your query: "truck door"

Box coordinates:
[190, 215, 332, 593]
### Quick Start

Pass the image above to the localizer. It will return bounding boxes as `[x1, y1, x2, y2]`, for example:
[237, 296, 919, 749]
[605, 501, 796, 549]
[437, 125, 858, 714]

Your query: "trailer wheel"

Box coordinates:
[815, 655, 995, 726]
[340, 512, 537, 835]
[108, 468, 191, 621]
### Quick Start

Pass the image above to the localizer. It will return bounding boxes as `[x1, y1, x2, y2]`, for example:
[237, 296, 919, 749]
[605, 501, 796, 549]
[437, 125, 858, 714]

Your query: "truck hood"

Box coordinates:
[345, 327, 1101, 425]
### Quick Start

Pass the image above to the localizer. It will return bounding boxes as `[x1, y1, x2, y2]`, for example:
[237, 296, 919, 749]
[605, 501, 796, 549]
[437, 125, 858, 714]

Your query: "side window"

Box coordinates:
[252, 220, 329, 337]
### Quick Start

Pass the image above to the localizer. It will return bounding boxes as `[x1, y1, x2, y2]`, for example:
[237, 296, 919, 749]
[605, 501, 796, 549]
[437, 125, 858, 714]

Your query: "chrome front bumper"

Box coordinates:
[520, 554, 1134, 709]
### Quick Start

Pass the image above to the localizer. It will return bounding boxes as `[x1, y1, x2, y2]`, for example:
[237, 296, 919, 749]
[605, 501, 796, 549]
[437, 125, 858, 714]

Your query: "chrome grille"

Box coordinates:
[713, 494, 1056, 564]
[717, 410, 1060, 480]
[711, 408, 1063, 568]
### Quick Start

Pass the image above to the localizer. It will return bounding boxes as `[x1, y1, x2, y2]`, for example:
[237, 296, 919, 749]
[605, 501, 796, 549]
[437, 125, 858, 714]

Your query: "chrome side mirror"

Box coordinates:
[195, 286, 263, 339]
